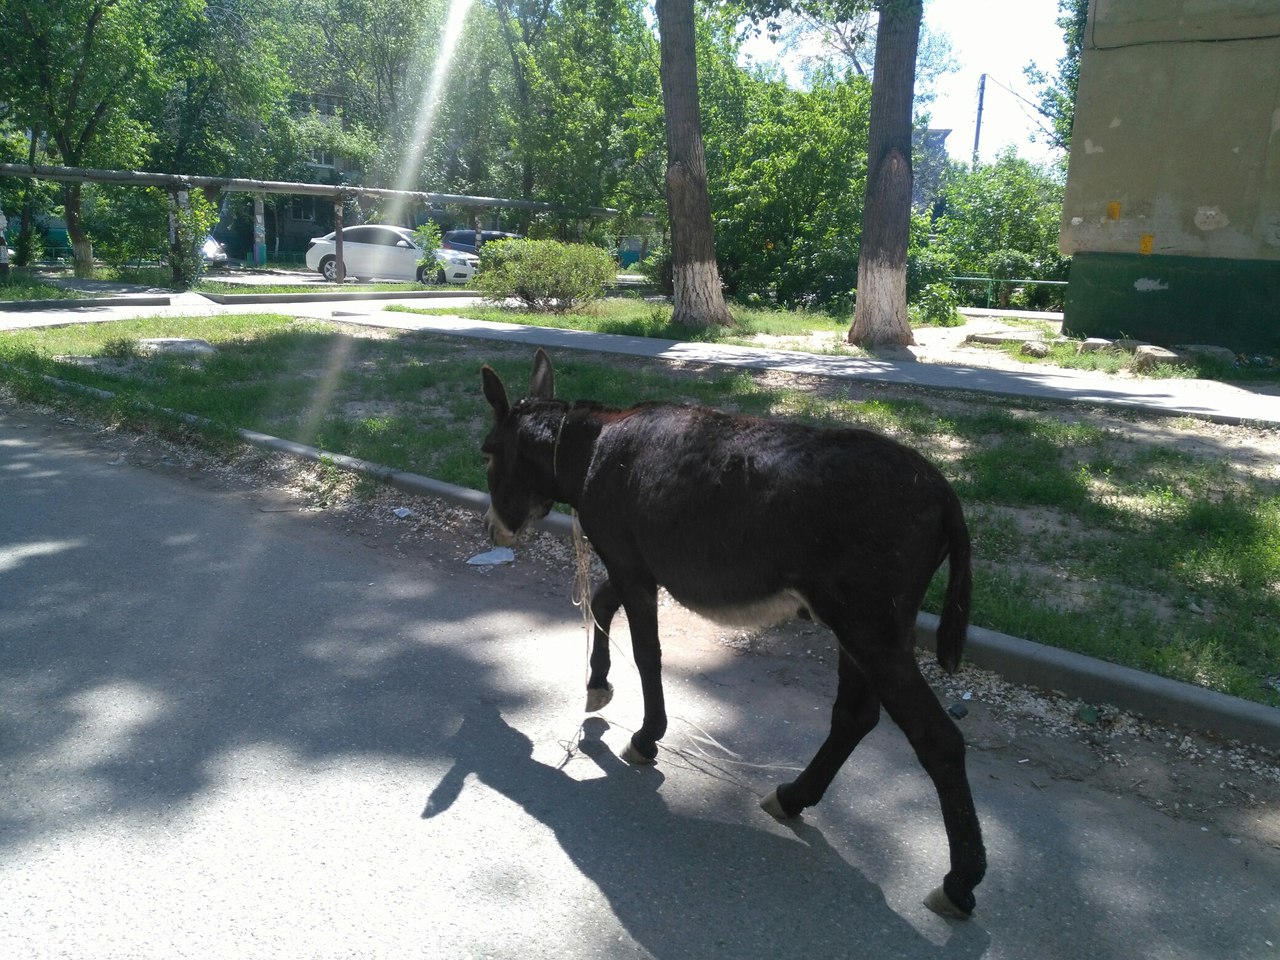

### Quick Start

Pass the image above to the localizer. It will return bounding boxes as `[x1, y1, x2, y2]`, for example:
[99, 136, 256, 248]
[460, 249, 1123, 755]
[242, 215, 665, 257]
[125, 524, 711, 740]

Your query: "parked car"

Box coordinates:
[200, 236, 229, 265]
[440, 229, 522, 255]
[305, 224, 477, 283]
[433, 247, 480, 284]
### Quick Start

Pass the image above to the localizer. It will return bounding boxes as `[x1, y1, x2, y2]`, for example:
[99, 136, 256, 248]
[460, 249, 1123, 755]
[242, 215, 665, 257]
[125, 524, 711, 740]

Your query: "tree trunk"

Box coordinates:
[63, 182, 94, 278]
[17, 133, 39, 266]
[849, 0, 923, 348]
[655, 0, 733, 329]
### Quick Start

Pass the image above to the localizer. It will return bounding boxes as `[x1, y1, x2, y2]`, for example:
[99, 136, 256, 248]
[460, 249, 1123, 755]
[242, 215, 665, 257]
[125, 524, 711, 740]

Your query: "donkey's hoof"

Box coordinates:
[759, 789, 795, 821]
[923, 886, 972, 920]
[621, 740, 657, 765]
[584, 683, 614, 713]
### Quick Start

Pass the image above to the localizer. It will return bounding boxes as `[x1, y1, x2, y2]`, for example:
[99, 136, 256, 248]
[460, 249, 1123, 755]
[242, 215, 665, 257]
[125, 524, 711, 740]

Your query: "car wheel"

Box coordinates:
[320, 256, 339, 282]
[415, 264, 429, 284]
[436, 268, 447, 284]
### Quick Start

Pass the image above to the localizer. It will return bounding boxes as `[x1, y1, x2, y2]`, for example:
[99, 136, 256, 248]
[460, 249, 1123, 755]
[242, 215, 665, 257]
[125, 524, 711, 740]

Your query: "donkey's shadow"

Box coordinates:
[423, 708, 988, 959]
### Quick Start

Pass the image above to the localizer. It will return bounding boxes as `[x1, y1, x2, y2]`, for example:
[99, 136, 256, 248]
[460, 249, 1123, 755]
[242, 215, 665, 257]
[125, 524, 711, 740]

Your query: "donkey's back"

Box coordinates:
[578, 402, 971, 666]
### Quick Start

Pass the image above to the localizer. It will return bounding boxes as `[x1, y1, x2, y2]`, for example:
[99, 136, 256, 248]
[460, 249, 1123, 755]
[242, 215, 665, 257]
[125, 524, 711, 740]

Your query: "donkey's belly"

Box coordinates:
[672, 587, 817, 628]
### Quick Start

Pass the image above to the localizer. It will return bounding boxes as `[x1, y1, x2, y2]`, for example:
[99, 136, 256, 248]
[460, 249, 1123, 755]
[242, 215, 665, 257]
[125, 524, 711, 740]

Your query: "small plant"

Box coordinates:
[637, 248, 673, 296]
[911, 282, 964, 327]
[984, 249, 1035, 309]
[102, 336, 140, 359]
[412, 223, 444, 282]
[471, 239, 617, 313]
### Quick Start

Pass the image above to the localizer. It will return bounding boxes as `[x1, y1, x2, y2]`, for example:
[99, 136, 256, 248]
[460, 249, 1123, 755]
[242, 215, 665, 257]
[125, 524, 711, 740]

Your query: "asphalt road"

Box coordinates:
[2, 405, 1278, 959]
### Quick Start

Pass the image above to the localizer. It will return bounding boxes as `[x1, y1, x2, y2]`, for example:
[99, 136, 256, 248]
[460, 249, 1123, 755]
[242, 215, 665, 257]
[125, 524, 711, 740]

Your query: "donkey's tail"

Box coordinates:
[935, 492, 973, 674]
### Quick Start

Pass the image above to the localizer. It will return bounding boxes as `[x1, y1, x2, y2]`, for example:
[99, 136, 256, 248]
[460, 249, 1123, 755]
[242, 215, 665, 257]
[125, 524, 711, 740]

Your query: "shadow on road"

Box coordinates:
[423, 706, 991, 958]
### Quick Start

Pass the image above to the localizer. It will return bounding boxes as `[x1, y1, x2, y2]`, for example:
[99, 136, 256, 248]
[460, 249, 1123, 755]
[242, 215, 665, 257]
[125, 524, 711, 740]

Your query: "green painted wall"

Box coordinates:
[1065, 252, 1280, 355]
[1059, 0, 1280, 352]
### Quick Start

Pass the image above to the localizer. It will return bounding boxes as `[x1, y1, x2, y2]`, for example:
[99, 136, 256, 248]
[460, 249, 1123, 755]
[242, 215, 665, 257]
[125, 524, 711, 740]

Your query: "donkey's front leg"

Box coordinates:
[617, 583, 665, 764]
[585, 579, 621, 712]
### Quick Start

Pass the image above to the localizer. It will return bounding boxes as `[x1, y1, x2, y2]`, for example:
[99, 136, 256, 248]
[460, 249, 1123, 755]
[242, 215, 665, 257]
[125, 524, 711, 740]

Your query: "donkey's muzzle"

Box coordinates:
[485, 505, 519, 547]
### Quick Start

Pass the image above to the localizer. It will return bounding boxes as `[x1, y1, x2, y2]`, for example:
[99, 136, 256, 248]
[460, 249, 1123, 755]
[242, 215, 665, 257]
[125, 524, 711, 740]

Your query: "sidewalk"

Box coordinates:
[330, 308, 1280, 427]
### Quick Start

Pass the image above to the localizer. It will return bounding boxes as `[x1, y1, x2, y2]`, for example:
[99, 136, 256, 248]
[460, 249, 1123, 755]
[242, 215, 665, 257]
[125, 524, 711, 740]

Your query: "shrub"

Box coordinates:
[472, 239, 616, 313]
[907, 245, 959, 302]
[911, 282, 964, 327]
[637, 248, 673, 296]
[412, 222, 443, 277]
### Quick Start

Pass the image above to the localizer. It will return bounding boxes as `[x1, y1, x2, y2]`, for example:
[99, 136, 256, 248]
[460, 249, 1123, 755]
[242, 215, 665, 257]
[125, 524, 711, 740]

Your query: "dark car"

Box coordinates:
[440, 229, 522, 255]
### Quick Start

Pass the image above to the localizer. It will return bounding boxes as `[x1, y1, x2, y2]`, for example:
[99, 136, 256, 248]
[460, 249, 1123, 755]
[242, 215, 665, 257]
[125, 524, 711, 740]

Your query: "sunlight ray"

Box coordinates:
[383, 0, 476, 228]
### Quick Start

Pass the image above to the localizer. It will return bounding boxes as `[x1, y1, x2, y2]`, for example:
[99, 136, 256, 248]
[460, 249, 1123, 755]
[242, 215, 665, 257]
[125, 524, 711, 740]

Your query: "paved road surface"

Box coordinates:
[3, 404, 1278, 959]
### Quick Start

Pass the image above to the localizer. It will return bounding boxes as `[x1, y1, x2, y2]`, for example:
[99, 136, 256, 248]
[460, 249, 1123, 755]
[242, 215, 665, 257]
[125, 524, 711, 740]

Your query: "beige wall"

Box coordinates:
[1060, 0, 1280, 262]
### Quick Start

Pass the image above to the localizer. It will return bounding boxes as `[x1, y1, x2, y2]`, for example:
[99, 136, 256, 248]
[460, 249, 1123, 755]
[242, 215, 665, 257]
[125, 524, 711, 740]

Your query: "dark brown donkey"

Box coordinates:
[480, 349, 986, 919]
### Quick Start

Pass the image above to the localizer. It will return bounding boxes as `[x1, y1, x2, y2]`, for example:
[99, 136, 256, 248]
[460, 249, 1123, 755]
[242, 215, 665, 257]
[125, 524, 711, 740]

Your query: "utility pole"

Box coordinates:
[972, 73, 987, 166]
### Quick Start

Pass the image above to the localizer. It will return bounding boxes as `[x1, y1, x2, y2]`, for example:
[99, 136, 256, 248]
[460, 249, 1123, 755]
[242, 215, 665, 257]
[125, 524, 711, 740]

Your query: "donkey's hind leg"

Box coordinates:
[868, 651, 986, 919]
[585, 579, 621, 712]
[761, 649, 880, 819]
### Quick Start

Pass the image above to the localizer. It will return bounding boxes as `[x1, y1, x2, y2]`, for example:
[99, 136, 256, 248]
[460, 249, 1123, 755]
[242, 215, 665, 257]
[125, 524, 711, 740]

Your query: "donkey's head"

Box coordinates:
[479, 349, 559, 546]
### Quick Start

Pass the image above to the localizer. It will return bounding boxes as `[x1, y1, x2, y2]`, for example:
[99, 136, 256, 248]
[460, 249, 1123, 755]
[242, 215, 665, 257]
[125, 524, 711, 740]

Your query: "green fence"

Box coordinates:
[950, 275, 1067, 310]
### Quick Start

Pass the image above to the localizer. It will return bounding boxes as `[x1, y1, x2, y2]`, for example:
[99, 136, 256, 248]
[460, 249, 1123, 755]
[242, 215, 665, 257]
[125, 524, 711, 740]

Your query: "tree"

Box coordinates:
[656, 0, 735, 328]
[711, 68, 873, 307]
[930, 147, 1067, 307]
[1025, 0, 1087, 151]
[0, 0, 207, 275]
[754, 0, 954, 112]
[148, 0, 292, 176]
[847, 0, 921, 347]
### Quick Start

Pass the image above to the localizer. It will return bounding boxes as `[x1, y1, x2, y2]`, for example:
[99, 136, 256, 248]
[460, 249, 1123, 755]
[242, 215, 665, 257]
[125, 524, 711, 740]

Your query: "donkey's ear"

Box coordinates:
[481, 365, 510, 420]
[529, 348, 555, 400]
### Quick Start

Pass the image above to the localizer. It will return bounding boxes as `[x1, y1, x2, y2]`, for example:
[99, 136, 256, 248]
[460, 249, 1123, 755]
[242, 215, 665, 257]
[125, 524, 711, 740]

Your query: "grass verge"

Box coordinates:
[0, 273, 88, 301]
[1, 311, 1277, 707]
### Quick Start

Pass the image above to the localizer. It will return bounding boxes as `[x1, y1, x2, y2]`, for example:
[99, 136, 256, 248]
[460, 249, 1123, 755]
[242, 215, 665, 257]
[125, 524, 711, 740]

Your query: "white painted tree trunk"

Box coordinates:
[848, 0, 922, 348]
[657, 0, 734, 330]
[673, 257, 731, 326]
[854, 254, 915, 346]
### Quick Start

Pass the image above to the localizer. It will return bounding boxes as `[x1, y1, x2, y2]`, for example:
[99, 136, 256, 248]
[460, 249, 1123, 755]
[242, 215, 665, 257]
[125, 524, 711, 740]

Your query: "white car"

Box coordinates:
[304, 224, 477, 284]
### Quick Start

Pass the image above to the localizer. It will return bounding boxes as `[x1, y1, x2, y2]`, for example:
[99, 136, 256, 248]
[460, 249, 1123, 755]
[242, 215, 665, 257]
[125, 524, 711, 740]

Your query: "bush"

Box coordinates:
[83, 186, 169, 269]
[907, 245, 959, 302]
[472, 239, 616, 313]
[412, 222, 442, 262]
[910, 282, 964, 328]
[637, 248, 673, 296]
[984, 249, 1036, 309]
[167, 190, 220, 290]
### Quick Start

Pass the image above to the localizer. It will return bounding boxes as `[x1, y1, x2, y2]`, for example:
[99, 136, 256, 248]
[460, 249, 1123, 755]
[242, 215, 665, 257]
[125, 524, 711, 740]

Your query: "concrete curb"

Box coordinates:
[243, 426, 1280, 752]
[199, 289, 479, 305]
[0, 294, 171, 311]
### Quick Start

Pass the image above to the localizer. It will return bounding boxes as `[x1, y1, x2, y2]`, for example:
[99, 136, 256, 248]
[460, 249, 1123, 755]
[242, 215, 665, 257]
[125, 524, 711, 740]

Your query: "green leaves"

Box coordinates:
[930, 148, 1068, 285]
[710, 71, 872, 307]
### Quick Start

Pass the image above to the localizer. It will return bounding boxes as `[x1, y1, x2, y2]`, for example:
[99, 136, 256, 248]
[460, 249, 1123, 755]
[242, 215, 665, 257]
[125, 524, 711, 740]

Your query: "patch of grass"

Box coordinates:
[985, 337, 1280, 384]
[0, 272, 87, 301]
[2, 311, 1277, 706]
[395, 296, 853, 347]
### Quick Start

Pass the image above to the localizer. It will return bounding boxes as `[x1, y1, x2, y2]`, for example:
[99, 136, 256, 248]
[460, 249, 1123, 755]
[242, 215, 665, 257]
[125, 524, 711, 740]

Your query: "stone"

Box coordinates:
[1021, 340, 1051, 358]
[1078, 337, 1115, 353]
[1132, 344, 1184, 372]
[137, 337, 218, 357]
[1173, 343, 1238, 366]
[1113, 338, 1150, 353]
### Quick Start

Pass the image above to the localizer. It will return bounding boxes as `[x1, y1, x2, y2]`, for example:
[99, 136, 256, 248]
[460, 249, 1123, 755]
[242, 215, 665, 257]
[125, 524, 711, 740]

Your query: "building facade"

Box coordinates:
[1060, 0, 1280, 354]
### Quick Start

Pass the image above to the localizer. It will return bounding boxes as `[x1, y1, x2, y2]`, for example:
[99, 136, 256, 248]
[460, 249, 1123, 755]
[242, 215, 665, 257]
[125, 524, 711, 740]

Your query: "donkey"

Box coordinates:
[479, 349, 986, 919]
